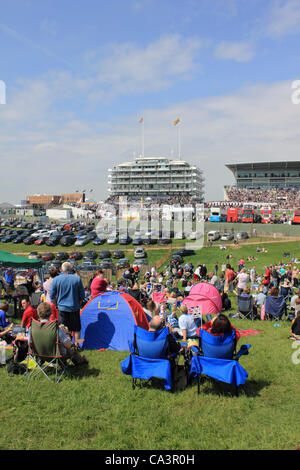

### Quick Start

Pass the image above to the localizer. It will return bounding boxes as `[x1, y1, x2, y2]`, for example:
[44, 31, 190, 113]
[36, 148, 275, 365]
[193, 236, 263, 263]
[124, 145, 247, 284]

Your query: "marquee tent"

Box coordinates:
[80, 291, 149, 351]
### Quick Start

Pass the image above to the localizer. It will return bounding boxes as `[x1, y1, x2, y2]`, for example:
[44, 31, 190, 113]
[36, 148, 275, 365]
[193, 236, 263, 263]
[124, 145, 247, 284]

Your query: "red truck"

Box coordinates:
[292, 210, 300, 224]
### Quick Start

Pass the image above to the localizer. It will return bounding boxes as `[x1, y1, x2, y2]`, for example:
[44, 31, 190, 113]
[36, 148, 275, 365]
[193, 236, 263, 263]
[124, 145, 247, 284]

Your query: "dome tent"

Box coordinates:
[182, 282, 222, 315]
[80, 291, 149, 351]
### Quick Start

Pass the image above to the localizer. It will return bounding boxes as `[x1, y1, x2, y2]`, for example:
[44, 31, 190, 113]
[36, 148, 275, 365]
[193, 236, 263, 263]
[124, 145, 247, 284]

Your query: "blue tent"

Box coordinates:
[80, 291, 149, 351]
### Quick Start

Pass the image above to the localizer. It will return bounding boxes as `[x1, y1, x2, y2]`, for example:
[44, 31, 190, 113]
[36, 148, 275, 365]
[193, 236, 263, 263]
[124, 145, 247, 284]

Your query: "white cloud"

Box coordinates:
[86, 34, 203, 101]
[1, 69, 300, 204]
[214, 40, 255, 62]
[263, 0, 300, 37]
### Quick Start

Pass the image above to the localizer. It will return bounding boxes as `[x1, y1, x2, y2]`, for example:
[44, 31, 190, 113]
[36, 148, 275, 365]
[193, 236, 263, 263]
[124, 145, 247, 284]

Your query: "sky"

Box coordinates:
[1, 0, 300, 204]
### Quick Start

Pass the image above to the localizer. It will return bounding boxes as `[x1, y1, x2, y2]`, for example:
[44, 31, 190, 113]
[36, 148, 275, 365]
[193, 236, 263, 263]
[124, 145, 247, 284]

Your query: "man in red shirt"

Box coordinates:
[21, 297, 38, 329]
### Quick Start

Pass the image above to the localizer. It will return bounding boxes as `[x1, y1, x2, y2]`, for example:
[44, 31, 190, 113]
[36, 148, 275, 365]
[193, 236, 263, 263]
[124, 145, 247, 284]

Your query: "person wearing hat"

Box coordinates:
[178, 304, 198, 341]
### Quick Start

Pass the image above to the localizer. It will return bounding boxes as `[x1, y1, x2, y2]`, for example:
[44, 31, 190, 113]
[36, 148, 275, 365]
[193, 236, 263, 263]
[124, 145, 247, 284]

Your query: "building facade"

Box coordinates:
[108, 157, 204, 201]
[226, 161, 300, 189]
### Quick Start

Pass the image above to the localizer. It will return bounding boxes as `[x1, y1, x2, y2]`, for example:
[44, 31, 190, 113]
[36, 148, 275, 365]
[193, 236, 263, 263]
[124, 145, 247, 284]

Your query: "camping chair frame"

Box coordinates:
[265, 296, 287, 321]
[26, 319, 67, 384]
[237, 295, 255, 321]
[189, 332, 250, 397]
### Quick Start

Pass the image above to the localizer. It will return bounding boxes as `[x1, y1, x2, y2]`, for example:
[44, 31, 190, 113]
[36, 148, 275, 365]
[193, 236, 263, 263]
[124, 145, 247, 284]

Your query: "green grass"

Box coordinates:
[1, 236, 300, 450]
[0, 316, 299, 450]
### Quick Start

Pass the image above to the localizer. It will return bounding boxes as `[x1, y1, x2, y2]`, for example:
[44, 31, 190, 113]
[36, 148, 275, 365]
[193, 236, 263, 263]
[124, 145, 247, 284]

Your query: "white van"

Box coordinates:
[207, 230, 220, 241]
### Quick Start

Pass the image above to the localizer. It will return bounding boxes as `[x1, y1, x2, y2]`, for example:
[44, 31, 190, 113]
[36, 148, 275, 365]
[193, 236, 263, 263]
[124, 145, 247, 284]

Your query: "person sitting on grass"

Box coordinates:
[0, 302, 11, 329]
[28, 302, 88, 366]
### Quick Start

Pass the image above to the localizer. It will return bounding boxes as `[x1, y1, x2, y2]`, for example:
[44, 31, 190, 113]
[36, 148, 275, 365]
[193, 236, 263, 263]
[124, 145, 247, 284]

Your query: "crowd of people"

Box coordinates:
[1, 252, 300, 368]
[224, 186, 300, 210]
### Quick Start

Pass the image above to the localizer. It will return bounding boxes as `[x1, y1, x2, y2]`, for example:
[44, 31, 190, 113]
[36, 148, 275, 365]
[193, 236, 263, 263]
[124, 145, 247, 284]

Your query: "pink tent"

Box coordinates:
[182, 282, 222, 315]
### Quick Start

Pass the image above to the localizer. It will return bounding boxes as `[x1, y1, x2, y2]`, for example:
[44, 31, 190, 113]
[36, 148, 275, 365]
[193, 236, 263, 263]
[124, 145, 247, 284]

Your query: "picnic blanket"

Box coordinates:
[236, 329, 262, 337]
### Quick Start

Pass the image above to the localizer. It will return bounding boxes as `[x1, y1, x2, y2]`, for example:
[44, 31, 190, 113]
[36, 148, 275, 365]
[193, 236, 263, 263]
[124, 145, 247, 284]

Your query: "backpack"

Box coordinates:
[7, 362, 27, 375]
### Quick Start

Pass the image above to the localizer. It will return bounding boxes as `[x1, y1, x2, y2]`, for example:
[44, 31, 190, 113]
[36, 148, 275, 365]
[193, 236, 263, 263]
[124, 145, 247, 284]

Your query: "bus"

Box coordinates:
[227, 207, 242, 223]
[292, 210, 300, 224]
[210, 207, 227, 222]
[260, 207, 273, 224]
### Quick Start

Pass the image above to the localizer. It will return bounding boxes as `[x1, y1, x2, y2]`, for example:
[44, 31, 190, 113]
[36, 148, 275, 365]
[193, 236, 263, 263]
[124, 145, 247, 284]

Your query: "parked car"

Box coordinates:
[157, 238, 171, 245]
[28, 252, 41, 260]
[45, 234, 62, 246]
[134, 247, 147, 259]
[116, 258, 130, 269]
[99, 250, 111, 259]
[60, 235, 76, 247]
[132, 258, 148, 268]
[221, 233, 234, 241]
[112, 250, 125, 259]
[84, 250, 98, 260]
[119, 235, 132, 245]
[142, 237, 157, 245]
[107, 234, 119, 244]
[173, 248, 195, 257]
[93, 237, 106, 246]
[69, 251, 83, 260]
[236, 232, 249, 240]
[23, 236, 36, 245]
[207, 231, 220, 242]
[56, 252, 69, 261]
[132, 237, 143, 246]
[98, 260, 115, 271]
[41, 252, 55, 262]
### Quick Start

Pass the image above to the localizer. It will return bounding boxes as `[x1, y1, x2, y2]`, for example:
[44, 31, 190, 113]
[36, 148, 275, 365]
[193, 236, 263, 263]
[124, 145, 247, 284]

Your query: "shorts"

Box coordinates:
[58, 310, 81, 333]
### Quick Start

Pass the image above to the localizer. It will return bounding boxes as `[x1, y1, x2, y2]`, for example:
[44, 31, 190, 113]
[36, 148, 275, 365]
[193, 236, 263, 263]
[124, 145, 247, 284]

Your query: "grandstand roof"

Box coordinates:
[226, 161, 300, 173]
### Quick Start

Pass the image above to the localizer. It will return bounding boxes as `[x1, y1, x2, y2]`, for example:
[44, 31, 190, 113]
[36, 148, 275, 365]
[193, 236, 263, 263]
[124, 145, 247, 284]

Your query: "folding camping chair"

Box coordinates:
[26, 319, 67, 383]
[189, 328, 251, 396]
[265, 295, 287, 321]
[237, 295, 255, 321]
[121, 325, 182, 391]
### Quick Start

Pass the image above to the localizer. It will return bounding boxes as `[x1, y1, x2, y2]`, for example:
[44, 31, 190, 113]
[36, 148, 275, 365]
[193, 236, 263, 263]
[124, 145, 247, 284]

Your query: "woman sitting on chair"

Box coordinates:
[200, 314, 241, 342]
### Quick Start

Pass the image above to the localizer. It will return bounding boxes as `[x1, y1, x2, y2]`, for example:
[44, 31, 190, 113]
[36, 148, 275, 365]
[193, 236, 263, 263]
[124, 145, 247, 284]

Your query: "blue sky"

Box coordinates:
[1, 0, 300, 203]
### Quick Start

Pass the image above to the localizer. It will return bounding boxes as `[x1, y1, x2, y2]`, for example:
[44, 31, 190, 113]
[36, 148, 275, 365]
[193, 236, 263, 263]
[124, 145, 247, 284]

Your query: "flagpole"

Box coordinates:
[178, 125, 181, 161]
[142, 120, 145, 158]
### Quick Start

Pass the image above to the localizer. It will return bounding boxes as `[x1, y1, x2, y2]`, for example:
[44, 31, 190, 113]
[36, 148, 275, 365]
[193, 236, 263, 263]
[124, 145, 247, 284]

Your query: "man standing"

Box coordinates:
[50, 262, 85, 345]
[21, 296, 38, 329]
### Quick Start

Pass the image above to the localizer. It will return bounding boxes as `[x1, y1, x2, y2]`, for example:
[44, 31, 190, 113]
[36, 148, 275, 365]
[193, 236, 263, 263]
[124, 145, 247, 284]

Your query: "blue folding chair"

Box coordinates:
[265, 295, 287, 320]
[189, 329, 251, 396]
[121, 325, 181, 391]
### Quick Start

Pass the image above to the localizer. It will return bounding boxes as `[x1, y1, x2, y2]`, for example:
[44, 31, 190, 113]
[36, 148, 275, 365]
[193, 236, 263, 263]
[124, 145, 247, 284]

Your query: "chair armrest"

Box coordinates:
[235, 344, 251, 360]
